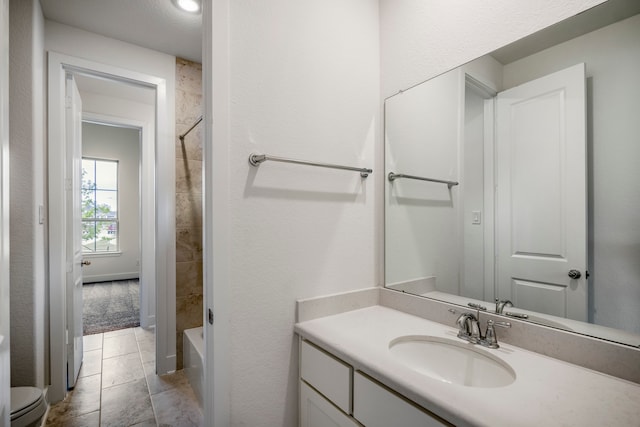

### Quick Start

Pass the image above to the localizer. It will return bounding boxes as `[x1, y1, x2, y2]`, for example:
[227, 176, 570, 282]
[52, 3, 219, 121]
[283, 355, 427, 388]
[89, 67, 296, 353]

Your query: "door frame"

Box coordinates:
[47, 52, 176, 403]
[461, 73, 497, 302]
[0, 0, 10, 424]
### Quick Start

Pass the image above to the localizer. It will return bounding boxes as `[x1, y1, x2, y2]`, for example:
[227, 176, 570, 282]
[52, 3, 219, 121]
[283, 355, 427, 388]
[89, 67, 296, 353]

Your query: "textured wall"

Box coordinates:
[175, 58, 203, 369]
[223, 1, 380, 425]
[9, 0, 46, 388]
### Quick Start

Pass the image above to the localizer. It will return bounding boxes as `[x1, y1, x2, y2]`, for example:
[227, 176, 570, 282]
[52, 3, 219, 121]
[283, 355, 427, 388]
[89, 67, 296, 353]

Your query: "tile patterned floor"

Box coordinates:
[45, 327, 203, 427]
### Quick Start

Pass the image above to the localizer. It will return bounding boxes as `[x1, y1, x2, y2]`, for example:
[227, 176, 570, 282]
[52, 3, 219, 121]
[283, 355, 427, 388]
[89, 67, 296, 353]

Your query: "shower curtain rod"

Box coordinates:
[179, 115, 203, 143]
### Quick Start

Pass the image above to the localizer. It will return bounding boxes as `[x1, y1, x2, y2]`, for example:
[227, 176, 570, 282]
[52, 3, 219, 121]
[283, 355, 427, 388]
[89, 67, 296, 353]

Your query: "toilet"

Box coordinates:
[10, 387, 47, 427]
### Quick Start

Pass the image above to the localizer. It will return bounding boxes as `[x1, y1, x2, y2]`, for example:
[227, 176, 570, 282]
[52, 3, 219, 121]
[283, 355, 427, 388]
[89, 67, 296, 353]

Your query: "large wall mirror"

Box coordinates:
[384, 0, 640, 347]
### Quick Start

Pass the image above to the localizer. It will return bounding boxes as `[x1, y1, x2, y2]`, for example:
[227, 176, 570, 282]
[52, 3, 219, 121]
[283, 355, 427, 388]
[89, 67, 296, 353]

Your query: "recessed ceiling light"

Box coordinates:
[172, 0, 201, 14]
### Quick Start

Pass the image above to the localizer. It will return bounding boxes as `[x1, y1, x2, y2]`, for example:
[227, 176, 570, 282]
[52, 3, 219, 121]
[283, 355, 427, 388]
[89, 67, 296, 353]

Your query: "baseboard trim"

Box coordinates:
[141, 314, 156, 329]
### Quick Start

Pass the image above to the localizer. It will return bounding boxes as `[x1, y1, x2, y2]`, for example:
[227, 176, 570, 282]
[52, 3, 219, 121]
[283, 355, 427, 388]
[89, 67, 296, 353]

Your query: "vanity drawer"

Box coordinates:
[300, 381, 361, 427]
[300, 340, 352, 414]
[353, 372, 451, 427]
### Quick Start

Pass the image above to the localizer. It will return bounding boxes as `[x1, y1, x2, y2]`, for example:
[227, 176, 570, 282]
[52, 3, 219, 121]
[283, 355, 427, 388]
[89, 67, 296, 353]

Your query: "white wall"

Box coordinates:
[461, 87, 486, 300]
[501, 14, 640, 334]
[385, 69, 462, 294]
[379, 0, 606, 98]
[210, 0, 379, 425]
[8, 0, 46, 389]
[82, 122, 140, 283]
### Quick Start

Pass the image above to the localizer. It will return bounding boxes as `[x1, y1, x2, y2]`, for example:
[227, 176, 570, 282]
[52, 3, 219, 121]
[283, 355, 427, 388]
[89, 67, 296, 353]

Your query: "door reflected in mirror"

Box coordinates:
[384, 0, 640, 347]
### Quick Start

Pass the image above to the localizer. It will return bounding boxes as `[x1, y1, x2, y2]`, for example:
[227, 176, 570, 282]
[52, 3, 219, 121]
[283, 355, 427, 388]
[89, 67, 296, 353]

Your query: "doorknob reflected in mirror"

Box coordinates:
[568, 269, 581, 279]
[81, 260, 91, 266]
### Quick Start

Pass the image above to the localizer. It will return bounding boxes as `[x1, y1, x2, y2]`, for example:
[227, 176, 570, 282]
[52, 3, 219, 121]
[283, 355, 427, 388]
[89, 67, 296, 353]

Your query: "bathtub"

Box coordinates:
[183, 326, 204, 407]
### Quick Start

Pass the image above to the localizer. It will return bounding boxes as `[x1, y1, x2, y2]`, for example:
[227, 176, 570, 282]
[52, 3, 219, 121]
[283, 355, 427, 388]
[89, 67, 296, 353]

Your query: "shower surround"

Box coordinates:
[175, 58, 203, 369]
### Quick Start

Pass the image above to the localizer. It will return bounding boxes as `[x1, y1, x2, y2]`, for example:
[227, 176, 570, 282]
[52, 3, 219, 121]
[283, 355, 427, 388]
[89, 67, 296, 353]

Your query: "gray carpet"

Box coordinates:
[83, 279, 140, 335]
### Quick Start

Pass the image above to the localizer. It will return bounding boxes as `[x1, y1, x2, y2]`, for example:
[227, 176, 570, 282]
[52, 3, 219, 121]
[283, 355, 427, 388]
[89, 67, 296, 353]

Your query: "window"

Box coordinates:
[82, 158, 119, 253]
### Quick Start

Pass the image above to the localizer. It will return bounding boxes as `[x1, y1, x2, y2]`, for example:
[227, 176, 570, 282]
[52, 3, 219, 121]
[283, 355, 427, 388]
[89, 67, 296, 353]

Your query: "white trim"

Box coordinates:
[204, 0, 231, 425]
[47, 51, 176, 403]
[482, 97, 496, 301]
[0, 0, 11, 424]
[82, 251, 123, 258]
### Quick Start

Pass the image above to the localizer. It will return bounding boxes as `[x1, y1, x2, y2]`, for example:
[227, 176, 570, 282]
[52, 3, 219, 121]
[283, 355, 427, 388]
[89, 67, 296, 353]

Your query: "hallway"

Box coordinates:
[45, 327, 202, 426]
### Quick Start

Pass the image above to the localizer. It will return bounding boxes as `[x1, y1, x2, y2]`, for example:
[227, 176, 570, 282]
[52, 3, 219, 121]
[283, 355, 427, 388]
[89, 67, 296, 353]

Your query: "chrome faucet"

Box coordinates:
[456, 312, 482, 343]
[495, 299, 513, 314]
[456, 312, 511, 348]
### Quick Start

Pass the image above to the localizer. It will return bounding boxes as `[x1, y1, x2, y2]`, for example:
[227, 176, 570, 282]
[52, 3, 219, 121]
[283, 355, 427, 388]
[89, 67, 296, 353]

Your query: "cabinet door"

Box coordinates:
[353, 372, 452, 427]
[301, 381, 361, 427]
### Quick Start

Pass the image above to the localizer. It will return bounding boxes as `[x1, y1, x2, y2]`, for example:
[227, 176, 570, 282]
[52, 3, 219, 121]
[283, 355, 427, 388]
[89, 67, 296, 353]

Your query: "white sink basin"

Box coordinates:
[389, 336, 516, 388]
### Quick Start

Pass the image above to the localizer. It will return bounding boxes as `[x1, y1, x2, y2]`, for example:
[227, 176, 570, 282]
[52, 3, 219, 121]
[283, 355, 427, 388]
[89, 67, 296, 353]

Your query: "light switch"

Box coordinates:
[472, 211, 481, 225]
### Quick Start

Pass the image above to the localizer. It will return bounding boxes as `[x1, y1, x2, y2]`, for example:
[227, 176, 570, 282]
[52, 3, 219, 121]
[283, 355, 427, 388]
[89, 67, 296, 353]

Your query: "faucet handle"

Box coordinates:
[482, 319, 511, 349]
[467, 302, 487, 311]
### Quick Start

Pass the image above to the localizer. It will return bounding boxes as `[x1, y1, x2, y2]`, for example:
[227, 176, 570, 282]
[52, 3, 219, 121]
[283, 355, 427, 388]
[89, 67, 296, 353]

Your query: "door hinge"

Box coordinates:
[65, 95, 72, 109]
[65, 178, 72, 191]
[208, 308, 214, 325]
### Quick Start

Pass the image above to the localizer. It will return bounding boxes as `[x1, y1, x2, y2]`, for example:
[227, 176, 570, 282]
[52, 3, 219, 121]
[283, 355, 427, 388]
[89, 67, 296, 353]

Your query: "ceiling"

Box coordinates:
[40, 0, 202, 63]
[74, 73, 156, 106]
[491, 0, 640, 64]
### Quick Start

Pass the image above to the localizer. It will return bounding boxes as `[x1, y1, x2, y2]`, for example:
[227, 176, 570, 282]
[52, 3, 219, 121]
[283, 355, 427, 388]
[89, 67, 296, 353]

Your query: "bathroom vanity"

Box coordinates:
[295, 297, 640, 427]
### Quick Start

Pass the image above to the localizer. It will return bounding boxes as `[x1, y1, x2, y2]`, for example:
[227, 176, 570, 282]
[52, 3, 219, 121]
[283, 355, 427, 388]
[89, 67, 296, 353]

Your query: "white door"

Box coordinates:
[496, 63, 587, 321]
[66, 73, 84, 387]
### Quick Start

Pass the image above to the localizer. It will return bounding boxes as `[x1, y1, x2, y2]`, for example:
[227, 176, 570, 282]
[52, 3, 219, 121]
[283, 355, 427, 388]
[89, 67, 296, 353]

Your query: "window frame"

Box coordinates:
[81, 156, 120, 254]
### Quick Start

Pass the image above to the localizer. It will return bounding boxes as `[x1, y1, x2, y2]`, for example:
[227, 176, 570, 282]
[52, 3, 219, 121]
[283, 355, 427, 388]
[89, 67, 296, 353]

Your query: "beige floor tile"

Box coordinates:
[134, 326, 156, 342]
[104, 327, 135, 338]
[138, 336, 156, 363]
[53, 322, 200, 426]
[83, 333, 103, 351]
[152, 383, 203, 427]
[101, 378, 155, 427]
[79, 348, 102, 378]
[144, 362, 189, 395]
[130, 419, 158, 427]
[46, 410, 100, 427]
[102, 352, 144, 389]
[103, 333, 139, 359]
[46, 374, 101, 424]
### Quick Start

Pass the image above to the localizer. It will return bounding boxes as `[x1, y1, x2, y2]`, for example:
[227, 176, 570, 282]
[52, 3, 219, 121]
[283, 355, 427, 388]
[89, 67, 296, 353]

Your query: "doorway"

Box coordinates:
[47, 52, 176, 403]
[80, 120, 142, 336]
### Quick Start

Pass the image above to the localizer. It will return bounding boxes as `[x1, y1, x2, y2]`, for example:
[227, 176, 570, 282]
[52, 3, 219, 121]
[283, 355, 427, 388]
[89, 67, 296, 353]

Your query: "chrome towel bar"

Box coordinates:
[388, 172, 458, 188]
[249, 153, 372, 178]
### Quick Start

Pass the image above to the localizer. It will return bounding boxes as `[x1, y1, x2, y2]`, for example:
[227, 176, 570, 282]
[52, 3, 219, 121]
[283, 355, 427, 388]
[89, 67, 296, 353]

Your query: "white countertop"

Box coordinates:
[295, 305, 640, 427]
